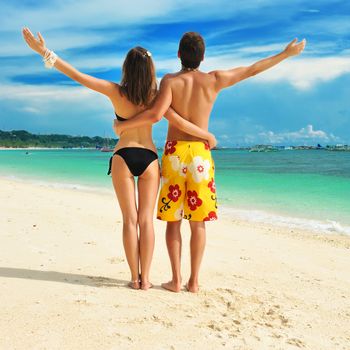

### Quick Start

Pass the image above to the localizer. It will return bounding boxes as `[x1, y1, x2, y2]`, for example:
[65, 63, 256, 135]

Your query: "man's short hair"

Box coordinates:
[178, 32, 205, 69]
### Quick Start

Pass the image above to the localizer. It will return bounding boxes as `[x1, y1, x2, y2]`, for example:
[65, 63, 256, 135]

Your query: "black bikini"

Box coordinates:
[107, 112, 158, 176]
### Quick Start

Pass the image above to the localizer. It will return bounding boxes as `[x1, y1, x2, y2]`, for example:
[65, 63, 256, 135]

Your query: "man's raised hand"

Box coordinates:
[284, 38, 306, 57]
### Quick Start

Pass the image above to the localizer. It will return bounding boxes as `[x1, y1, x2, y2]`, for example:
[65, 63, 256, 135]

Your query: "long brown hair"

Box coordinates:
[120, 46, 157, 106]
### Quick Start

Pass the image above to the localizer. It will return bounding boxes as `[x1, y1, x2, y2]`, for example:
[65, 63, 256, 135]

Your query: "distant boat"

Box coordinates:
[100, 146, 113, 152]
[326, 144, 350, 152]
[249, 144, 279, 152]
[100, 132, 114, 152]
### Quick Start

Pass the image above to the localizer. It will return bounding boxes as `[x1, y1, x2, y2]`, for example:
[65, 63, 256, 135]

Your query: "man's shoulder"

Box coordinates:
[160, 73, 186, 90]
[207, 70, 221, 79]
[159, 73, 176, 87]
[162, 72, 179, 79]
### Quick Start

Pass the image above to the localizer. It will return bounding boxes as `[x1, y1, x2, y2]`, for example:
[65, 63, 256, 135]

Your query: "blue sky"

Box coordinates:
[0, 0, 349, 146]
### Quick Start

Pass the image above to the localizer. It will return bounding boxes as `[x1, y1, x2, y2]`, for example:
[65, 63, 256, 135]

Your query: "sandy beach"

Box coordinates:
[0, 177, 349, 350]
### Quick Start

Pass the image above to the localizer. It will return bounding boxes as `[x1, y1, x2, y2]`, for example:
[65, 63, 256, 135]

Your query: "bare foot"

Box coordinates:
[185, 281, 199, 293]
[128, 280, 140, 290]
[141, 281, 153, 291]
[161, 280, 182, 293]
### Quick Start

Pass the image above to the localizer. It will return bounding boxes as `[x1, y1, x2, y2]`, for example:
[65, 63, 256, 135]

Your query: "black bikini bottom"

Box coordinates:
[107, 147, 158, 177]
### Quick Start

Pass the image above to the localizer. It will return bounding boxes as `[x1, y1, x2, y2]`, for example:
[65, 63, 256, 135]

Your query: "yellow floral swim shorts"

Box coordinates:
[157, 140, 218, 222]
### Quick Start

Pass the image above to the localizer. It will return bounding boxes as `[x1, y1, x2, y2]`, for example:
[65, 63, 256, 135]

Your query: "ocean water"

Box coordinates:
[1, 148, 349, 234]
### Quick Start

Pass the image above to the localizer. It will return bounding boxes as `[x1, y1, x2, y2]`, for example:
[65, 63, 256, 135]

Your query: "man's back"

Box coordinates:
[166, 70, 218, 141]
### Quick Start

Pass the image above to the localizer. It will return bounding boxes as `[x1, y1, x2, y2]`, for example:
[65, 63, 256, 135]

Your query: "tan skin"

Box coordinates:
[116, 38, 306, 293]
[22, 27, 217, 290]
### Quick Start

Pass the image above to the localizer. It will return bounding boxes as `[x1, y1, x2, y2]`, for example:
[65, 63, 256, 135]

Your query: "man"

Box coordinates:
[116, 32, 306, 292]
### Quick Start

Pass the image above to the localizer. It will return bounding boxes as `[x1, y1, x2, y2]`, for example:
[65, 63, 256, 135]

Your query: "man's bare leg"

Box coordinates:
[187, 221, 206, 293]
[161, 220, 182, 292]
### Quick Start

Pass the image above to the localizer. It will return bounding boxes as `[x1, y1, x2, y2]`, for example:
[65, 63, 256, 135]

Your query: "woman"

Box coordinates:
[22, 27, 216, 290]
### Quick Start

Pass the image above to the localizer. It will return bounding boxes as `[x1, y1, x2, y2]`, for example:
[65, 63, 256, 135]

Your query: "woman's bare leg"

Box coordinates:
[111, 156, 139, 288]
[137, 160, 159, 290]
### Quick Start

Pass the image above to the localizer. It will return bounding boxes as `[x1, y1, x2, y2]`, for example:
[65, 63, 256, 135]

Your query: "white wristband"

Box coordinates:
[43, 49, 58, 69]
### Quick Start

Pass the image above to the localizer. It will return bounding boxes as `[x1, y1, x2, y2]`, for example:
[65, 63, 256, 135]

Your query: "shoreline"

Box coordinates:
[0, 147, 98, 150]
[1, 176, 349, 349]
[1, 174, 350, 237]
[1, 146, 350, 151]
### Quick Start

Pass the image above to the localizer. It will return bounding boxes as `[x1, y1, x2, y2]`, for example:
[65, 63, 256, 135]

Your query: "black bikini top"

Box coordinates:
[115, 112, 127, 122]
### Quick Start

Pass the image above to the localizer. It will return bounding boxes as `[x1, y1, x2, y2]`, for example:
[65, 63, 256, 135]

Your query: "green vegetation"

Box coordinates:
[0, 130, 118, 148]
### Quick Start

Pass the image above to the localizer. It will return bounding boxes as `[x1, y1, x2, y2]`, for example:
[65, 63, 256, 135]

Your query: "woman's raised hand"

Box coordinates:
[207, 132, 217, 149]
[22, 27, 47, 56]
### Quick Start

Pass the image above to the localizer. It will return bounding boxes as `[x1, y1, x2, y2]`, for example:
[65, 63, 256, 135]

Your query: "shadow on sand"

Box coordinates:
[0, 267, 129, 288]
[0, 267, 165, 290]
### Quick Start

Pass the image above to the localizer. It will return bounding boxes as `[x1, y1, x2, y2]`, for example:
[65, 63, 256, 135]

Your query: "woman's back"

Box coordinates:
[111, 85, 156, 153]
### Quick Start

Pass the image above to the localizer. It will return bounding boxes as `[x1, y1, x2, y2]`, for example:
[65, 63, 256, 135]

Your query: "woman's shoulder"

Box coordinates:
[109, 83, 125, 100]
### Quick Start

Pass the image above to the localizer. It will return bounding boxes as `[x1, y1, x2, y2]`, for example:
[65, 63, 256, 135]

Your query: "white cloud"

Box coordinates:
[1, 0, 326, 58]
[1, 0, 276, 35]
[236, 43, 286, 54]
[1, 30, 115, 57]
[253, 56, 350, 90]
[20, 106, 42, 114]
[11, 40, 350, 93]
[0, 1, 173, 31]
[297, 16, 350, 36]
[0, 83, 92, 101]
[0, 83, 113, 121]
[257, 124, 341, 144]
[0, 1, 174, 58]
[1, 2, 349, 123]
[2, 1, 349, 93]
[300, 9, 320, 13]
[200, 50, 350, 90]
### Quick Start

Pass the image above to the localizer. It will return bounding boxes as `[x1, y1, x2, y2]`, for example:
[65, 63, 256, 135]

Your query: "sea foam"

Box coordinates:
[220, 206, 350, 236]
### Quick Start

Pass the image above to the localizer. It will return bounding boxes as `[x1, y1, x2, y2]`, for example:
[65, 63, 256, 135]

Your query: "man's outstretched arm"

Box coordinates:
[212, 38, 306, 91]
[115, 77, 173, 135]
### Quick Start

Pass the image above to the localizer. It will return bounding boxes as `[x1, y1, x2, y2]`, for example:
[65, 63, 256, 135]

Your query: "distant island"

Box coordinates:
[0, 130, 118, 149]
[0, 130, 349, 151]
[235, 144, 350, 152]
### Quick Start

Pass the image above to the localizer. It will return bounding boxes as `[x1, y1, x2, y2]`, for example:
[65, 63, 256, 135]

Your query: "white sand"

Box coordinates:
[0, 177, 349, 350]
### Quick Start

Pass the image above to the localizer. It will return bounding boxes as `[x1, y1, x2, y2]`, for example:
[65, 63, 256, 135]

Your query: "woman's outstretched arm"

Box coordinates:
[164, 107, 217, 149]
[22, 27, 117, 97]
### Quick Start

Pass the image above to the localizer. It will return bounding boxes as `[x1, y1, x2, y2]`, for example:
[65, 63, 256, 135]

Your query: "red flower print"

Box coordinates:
[164, 141, 177, 155]
[197, 164, 204, 173]
[157, 215, 161, 220]
[208, 178, 216, 193]
[187, 190, 203, 211]
[168, 184, 182, 202]
[181, 166, 187, 175]
[204, 142, 210, 150]
[204, 211, 217, 221]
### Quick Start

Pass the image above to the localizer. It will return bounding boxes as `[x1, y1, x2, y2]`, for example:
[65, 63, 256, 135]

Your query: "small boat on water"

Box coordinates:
[100, 146, 113, 152]
[100, 132, 114, 152]
[249, 144, 279, 152]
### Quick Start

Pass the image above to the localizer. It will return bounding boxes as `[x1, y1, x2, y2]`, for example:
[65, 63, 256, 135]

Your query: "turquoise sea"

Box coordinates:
[1, 148, 350, 234]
